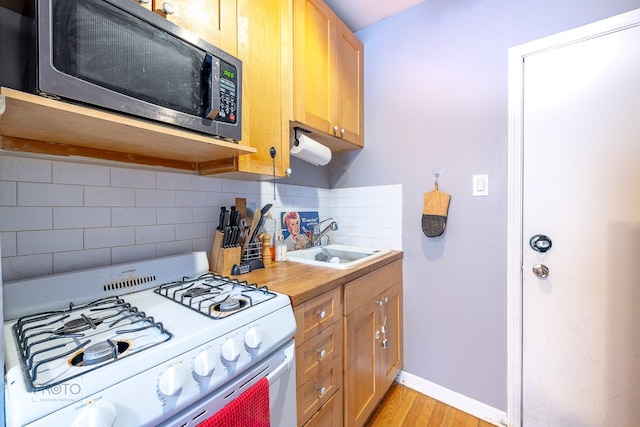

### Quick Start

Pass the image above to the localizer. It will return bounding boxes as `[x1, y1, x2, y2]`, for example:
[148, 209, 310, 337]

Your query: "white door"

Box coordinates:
[521, 18, 640, 426]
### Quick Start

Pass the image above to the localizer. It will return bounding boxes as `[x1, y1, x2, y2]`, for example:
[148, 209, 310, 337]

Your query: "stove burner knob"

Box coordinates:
[71, 401, 116, 427]
[193, 350, 217, 377]
[158, 365, 187, 396]
[221, 337, 241, 363]
[244, 326, 262, 350]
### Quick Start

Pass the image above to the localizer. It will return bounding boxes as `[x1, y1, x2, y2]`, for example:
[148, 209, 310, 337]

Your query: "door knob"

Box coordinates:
[530, 234, 552, 252]
[532, 264, 550, 278]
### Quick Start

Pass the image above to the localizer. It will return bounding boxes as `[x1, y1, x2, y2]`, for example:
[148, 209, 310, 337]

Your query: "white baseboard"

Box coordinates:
[396, 371, 508, 426]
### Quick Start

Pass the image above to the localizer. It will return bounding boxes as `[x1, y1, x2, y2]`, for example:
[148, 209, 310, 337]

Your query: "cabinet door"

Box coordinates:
[379, 281, 403, 393]
[154, 0, 238, 56]
[344, 301, 378, 427]
[293, 0, 336, 134]
[235, 0, 292, 176]
[334, 19, 363, 146]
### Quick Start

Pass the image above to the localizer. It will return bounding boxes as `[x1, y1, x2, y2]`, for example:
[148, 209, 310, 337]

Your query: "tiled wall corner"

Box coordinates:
[0, 154, 402, 282]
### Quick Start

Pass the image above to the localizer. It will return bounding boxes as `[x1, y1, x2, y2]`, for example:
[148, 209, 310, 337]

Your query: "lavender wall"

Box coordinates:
[330, 0, 640, 411]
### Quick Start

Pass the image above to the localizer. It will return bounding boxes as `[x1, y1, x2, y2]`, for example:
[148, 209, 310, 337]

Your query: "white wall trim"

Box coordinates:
[396, 371, 507, 426]
[506, 8, 640, 427]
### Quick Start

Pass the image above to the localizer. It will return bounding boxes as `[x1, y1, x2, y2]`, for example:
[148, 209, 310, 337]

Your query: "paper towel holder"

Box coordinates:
[292, 126, 311, 147]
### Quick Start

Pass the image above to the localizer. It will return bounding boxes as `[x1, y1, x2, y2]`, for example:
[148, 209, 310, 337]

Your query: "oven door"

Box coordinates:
[159, 340, 296, 427]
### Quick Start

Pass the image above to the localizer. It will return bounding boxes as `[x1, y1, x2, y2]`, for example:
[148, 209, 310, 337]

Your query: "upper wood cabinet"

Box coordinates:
[198, 0, 293, 178]
[137, 0, 238, 56]
[293, 0, 364, 149]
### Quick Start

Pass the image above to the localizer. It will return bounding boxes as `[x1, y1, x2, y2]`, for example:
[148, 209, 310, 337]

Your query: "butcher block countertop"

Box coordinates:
[231, 250, 403, 306]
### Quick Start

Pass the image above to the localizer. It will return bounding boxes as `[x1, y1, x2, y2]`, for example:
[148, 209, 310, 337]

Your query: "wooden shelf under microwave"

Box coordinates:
[0, 87, 256, 172]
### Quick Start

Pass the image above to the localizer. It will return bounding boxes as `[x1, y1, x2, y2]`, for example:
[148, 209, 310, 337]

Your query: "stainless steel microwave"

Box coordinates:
[0, 0, 241, 141]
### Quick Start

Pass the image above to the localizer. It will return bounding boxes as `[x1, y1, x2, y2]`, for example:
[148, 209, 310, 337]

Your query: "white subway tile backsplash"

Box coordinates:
[18, 229, 83, 255]
[157, 240, 193, 258]
[18, 182, 83, 206]
[193, 175, 221, 192]
[156, 172, 193, 190]
[1, 156, 403, 281]
[112, 244, 156, 264]
[220, 178, 247, 194]
[157, 207, 193, 225]
[0, 181, 17, 206]
[193, 236, 213, 253]
[193, 207, 218, 223]
[1, 231, 16, 257]
[0, 156, 51, 182]
[85, 186, 135, 207]
[53, 162, 110, 186]
[111, 167, 155, 188]
[54, 207, 111, 229]
[3, 254, 53, 282]
[136, 189, 175, 207]
[135, 225, 175, 244]
[84, 227, 134, 249]
[176, 223, 208, 240]
[0, 207, 52, 231]
[53, 248, 111, 274]
[112, 208, 156, 226]
[176, 191, 209, 207]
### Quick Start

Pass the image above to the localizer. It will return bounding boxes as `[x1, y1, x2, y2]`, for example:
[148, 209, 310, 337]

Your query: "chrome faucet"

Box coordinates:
[311, 218, 338, 246]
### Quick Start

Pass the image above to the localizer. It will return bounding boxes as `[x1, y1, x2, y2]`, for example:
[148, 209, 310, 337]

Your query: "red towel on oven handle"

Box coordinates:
[198, 377, 270, 427]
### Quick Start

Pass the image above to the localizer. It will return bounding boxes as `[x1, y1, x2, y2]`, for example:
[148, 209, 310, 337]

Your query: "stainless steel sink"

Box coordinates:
[286, 244, 391, 269]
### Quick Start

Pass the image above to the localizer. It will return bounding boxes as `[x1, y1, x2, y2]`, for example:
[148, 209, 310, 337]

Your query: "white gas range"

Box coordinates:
[2, 252, 297, 426]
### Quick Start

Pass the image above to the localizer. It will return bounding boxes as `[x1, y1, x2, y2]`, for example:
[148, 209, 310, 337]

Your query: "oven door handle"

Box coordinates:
[267, 341, 295, 383]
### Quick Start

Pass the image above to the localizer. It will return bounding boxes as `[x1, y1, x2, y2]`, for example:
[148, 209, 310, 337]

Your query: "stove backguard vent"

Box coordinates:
[103, 275, 156, 292]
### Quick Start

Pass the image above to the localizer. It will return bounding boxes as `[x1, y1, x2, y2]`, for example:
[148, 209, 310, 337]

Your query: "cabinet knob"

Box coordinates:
[382, 338, 389, 349]
[317, 349, 326, 359]
[340, 128, 345, 137]
[317, 310, 327, 320]
[317, 386, 326, 397]
[162, 2, 174, 14]
[332, 125, 339, 134]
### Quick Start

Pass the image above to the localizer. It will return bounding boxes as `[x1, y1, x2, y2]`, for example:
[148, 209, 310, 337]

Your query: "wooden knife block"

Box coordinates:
[210, 230, 241, 276]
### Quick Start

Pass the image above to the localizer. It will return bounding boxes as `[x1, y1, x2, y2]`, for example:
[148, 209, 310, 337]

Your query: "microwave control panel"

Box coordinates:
[217, 60, 238, 124]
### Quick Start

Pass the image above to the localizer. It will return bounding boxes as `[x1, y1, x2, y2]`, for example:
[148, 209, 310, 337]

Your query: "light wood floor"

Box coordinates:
[364, 382, 495, 427]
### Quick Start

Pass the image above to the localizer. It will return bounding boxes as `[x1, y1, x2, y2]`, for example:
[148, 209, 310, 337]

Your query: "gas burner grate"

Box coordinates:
[12, 295, 172, 392]
[154, 273, 276, 319]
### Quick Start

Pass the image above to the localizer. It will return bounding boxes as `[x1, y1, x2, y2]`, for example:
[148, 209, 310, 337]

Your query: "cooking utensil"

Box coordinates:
[249, 204, 273, 245]
[217, 206, 226, 231]
[243, 210, 261, 255]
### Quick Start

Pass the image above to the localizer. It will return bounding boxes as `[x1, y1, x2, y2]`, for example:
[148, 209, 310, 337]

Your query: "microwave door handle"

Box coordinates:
[203, 53, 220, 119]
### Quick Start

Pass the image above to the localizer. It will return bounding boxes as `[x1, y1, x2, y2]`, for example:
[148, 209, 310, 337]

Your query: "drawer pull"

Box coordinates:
[317, 386, 327, 397]
[317, 310, 327, 320]
[317, 349, 326, 359]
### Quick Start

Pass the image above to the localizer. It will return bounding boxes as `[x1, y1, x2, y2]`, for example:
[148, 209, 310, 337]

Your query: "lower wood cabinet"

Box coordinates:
[294, 287, 343, 426]
[292, 260, 403, 427]
[343, 260, 403, 427]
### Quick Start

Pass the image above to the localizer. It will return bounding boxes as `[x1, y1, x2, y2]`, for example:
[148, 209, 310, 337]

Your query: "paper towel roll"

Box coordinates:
[290, 133, 332, 166]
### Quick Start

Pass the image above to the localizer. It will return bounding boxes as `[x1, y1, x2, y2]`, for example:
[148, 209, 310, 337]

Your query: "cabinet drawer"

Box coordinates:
[294, 287, 341, 345]
[296, 320, 342, 385]
[297, 355, 343, 426]
[303, 388, 343, 427]
[344, 260, 402, 315]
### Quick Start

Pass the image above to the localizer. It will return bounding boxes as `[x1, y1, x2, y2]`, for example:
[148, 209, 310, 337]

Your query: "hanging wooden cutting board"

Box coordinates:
[422, 182, 451, 237]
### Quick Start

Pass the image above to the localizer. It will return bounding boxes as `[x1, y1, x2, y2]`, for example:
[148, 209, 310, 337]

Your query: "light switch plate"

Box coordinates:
[473, 174, 489, 196]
